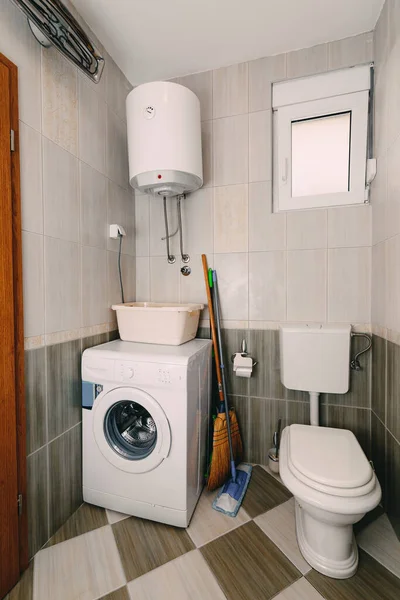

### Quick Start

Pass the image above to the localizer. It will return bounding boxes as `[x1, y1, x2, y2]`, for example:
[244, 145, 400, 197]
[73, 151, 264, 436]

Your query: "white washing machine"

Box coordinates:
[82, 339, 211, 527]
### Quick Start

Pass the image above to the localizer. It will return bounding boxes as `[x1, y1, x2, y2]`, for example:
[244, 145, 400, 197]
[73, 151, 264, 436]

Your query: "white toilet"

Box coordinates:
[279, 325, 381, 579]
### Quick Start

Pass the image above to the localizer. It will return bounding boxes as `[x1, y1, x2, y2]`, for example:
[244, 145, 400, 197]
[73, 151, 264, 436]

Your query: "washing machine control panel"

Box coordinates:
[114, 361, 184, 388]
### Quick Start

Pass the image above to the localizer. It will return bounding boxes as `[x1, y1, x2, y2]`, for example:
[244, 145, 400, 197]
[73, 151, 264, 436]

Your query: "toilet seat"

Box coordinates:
[286, 425, 375, 498]
[280, 426, 381, 515]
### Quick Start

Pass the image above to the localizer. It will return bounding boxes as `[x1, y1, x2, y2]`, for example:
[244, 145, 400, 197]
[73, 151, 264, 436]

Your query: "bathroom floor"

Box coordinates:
[6, 465, 400, 600]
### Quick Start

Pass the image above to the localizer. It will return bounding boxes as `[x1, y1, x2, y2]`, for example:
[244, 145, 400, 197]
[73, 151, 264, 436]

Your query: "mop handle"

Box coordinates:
[212, 270, 237, 482]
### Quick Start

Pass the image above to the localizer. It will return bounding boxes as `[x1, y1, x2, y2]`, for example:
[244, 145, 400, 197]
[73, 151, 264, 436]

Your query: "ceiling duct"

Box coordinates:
[11, 0, 105, 83]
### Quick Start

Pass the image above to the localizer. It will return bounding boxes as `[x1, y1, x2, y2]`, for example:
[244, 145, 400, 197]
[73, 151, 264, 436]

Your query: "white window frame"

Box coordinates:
[272, 65, 372, 212]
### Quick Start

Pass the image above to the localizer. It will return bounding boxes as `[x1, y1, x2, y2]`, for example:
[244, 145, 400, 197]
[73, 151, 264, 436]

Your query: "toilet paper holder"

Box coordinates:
[231, 339, 257, 369]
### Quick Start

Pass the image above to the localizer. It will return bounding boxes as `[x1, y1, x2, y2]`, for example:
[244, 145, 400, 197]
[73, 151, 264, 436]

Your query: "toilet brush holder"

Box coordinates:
[268, 448, 280, 474]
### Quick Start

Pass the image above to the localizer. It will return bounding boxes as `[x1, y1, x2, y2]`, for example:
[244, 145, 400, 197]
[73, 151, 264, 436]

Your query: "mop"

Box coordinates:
[211, 269, 252, 517]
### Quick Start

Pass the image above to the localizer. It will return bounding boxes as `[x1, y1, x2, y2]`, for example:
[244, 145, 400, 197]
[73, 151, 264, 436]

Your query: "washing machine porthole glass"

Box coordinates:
[104, 401, 157, 460]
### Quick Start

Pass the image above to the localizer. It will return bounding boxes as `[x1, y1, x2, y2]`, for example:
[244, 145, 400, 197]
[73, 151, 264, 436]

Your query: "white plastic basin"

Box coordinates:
[111, 302, 204, 345]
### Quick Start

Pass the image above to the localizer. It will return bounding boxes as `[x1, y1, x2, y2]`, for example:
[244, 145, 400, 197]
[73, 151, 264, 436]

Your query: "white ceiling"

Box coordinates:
[71, 0, 383, 85]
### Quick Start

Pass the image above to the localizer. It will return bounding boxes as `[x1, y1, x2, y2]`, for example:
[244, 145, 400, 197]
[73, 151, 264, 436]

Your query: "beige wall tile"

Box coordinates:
[182, 187, 214, 255]
[328, 32, 373, 70]
[213, 115, 249, 186]
[82, 246, 108, 327]
[43, 138, 79, 243]
[42, 47, 78, 155]
[249, 54, 286, 112]
[385, 234, 400, 333]
[80, 162, 108, 249]
[150, 257, 180, 302]
[287, 249, 327, 321]
[213, 253, 248, 320]
[180, 254, 212, 311]
[20, 121, 43, 234]
[372, 241, 386, 328]
[106, 56, 132, 122]
[135, 257, 150, 302]
[201, 120, 213, 187]
[79, 76, 107, 175]
[287, 43, 328, 78]
[287, 209, 327, 250]
[249, 182, 286, 251]
[106, 106, 129, 189]
[179, 71, 213, 121]
[135, 194, 150, 257]
[249, 251, 286, 321]
[214, 184, 248, 253]
[107, 181, 135, 256]
[44, 237, 81, 334]
[386, 133, 400, 240]
[328, 247, 371, 323]
[249, 110, 271, 182]
[213, 62, 248, 118]
[328, 205, 372, 248]
[22, 231, 44, 337]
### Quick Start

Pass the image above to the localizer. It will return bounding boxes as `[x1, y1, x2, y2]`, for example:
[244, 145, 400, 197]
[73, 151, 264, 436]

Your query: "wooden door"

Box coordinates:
[0, 53, 27, 598]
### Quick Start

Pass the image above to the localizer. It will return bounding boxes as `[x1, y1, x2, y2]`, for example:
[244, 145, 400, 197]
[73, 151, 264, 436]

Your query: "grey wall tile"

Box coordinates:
[386, 431, 400, 539]
[371, 412, 387, 506]
[326, 405, 371, 458]
[287, 401, 310, 427]
[47, 340, 82, 441]
[220, 329, 250, 397]
[81, 333, 109, 354]
[372, 335, 387, 423]
[48, 423, 83, 537]
[249, 330, 286, 400]
[25, 347, 47, 455]
[229, 395, 251, 462]
[324, 334, 371, 408]
[248, 398, 286, 464]
[387, 340, 400, 440]
[27, 447, 49, 558]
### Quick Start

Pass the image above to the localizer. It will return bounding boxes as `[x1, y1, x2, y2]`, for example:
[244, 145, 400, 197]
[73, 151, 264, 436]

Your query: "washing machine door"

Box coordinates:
[93, 387, 171, 473]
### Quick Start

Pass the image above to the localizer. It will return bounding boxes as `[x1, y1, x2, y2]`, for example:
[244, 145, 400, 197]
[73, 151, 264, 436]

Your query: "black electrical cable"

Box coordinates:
[118, 233, 125, 304]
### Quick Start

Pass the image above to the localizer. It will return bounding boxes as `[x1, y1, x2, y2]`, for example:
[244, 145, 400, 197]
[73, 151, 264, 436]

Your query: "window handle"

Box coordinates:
[281, 158, 289, 184]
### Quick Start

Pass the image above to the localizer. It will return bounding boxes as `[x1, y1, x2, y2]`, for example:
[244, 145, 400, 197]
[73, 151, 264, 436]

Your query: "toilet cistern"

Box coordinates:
[279, 325, 351, 426]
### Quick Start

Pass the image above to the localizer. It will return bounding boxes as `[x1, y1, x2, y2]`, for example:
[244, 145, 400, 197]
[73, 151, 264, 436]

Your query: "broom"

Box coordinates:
[202, 255, 243, 491]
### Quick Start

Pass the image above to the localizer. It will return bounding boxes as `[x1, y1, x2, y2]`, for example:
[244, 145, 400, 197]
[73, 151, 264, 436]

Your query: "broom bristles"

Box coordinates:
[207, 409, 243, 491]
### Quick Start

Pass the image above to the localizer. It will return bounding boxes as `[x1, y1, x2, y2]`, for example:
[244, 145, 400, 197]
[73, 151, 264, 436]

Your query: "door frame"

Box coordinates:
[0, 51, 28, 572]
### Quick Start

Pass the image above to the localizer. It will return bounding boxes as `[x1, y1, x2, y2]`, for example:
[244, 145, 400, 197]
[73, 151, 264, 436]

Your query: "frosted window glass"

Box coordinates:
[291, 112, 351, 198]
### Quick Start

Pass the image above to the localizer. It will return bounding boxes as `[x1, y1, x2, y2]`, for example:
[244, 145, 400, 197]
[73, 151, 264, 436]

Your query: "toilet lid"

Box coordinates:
[288, 425, 373, 490]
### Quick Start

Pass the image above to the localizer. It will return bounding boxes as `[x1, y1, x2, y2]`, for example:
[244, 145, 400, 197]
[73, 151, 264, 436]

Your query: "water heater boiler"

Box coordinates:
[126, 81, 203, 196]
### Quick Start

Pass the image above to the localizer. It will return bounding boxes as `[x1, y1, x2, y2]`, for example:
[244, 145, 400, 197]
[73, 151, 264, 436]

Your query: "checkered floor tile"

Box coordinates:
[5, 465, 400, 600]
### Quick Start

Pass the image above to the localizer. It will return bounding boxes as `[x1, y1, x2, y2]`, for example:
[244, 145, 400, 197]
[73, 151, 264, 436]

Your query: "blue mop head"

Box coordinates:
[212, 463, 252, 517]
